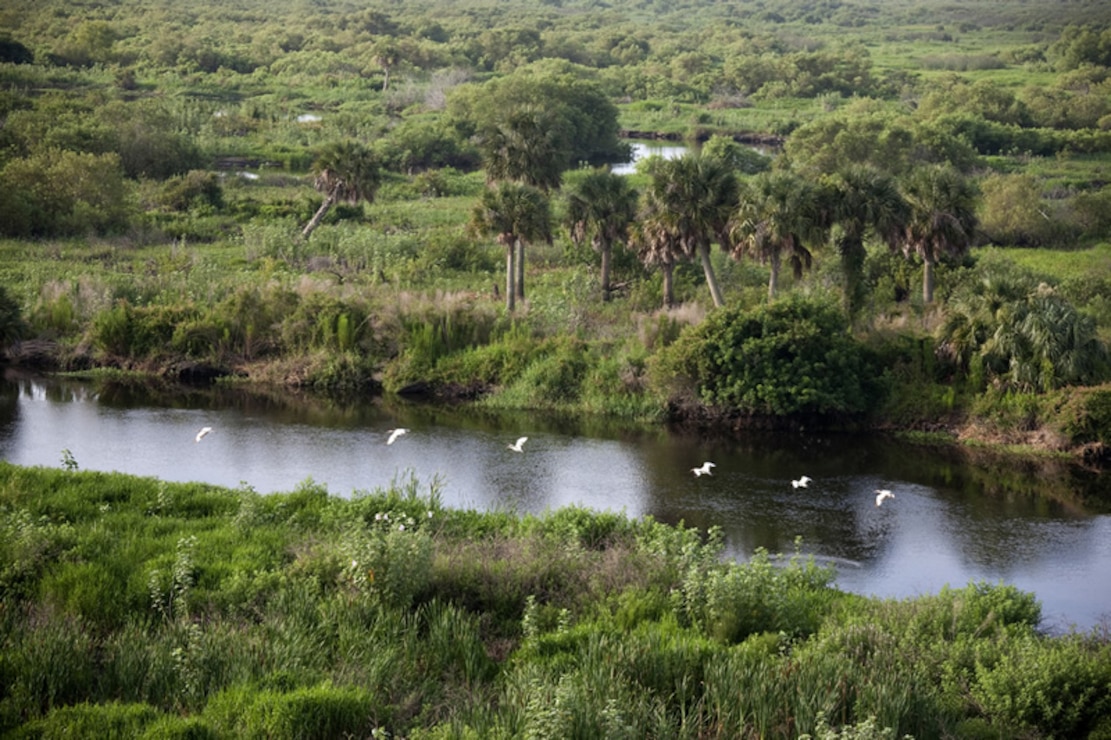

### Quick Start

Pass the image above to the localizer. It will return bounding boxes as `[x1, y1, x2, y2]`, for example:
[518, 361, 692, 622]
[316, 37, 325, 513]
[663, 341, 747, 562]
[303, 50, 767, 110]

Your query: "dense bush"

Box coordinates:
[653, 296, 884, 417]
[0, 149, 131, 237]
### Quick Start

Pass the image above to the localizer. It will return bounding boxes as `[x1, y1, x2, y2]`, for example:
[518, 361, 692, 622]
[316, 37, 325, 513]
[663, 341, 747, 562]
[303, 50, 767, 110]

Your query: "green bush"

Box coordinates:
[15, 701, 161, 739]
[157, 171, 224, 213]
[653, 295, 883, 417]
[91, 302, 200, 359]
[0, 283, 26, 347]
[972, 632, 1111, 738]
[0, 149, 131, 237]
[1059, 385, 1111, 446]
[204, 683, 379, 739]
[677, 544, 837, 643]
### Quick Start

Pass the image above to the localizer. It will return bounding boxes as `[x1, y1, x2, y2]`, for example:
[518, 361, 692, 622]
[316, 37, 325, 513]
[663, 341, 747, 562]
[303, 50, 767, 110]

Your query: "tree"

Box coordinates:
[701, 134, 771, 175]
[630, 206, 684, 309]
[468, 182, 551, 312]
[302, 141, 382, 239]
[938, 261, 1108, 392]
[565, 170, 638, 301]
[448, 61, 629, 177]
[901, 165, 979, 304]
[825, 167, 909, 315]
[731, 170, 828, 301]
[642, 153, 738, 308]
[0, 149, 130, 237]
[480, 104, 568, 192]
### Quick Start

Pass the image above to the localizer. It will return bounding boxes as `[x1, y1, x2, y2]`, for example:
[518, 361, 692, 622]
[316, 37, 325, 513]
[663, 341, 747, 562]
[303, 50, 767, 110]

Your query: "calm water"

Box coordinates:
[1, 370, 1109, 632]
[611, 140, 688, 175]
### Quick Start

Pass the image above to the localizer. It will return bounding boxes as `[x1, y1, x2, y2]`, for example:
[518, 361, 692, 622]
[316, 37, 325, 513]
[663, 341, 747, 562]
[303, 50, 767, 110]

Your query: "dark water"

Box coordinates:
[1, 370, 1108, 632]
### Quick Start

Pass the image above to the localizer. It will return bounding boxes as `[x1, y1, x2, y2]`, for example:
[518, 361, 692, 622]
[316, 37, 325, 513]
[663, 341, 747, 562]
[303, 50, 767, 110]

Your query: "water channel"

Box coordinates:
[1, 370, 1108, 632]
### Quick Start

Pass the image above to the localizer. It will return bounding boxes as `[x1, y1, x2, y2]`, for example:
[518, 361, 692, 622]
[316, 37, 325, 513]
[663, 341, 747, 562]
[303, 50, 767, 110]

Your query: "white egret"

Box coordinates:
[386, 428, 409, 445]
[508, 436, 528, 452]
[691, 461, 716, 477]
[875, 489, 894, 507]
[792, 476, 812, 489]
[195, 426, 212, 443]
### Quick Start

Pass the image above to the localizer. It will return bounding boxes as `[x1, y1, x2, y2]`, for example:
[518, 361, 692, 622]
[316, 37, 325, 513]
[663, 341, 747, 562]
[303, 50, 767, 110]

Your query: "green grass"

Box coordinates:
[2, 463, 1109, 738]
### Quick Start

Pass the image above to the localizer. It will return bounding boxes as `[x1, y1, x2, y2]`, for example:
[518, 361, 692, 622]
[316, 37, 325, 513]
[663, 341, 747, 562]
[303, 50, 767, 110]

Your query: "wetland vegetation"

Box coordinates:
[3, 0, 1111, 734]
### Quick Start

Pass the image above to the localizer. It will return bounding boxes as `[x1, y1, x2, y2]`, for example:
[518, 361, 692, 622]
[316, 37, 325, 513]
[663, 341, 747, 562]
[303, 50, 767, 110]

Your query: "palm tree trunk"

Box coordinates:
[697, 244, 724, 308]
[662, 263, 675, 308]
[506, 244, 516, 312]
[515, 238, 525, 300]
[767, 254, 780, 302]
[601, 243, 612, 302]
[923, 255, 936, 304]
[302, 196, 335, 239]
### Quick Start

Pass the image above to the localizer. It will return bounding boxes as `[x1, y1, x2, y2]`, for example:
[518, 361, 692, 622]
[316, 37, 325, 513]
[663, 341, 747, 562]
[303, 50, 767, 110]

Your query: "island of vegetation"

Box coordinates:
[2, 0, 1111, 735]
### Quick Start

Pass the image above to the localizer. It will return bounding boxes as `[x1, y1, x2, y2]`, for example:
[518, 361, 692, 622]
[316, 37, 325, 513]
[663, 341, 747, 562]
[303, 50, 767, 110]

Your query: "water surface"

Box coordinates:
[1, 371, 1108, 631]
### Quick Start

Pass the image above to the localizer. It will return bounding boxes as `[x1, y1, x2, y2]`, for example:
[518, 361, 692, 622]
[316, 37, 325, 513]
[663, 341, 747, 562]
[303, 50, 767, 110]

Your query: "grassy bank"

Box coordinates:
[2, 462, 1109, 738]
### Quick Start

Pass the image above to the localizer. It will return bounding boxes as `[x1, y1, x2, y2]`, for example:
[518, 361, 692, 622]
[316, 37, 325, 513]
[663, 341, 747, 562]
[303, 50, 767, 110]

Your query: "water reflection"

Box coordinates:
[1, 370, 1109, 630]
[611, 140, 689, 175]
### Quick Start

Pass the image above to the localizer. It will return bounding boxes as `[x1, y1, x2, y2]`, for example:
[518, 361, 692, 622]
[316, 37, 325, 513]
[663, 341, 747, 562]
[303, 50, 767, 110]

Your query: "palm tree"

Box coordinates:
[468, 181, 551, 312]
[901, 165, 979, 304]
[630, 207, 684, 309]
[565, 170, 638, 301]
[731, 170, 828, 301]
[301, 141, 382, 239]
[827, 166, 909, 315]
[480, 104, 568, 193]
[642, 154, 738, 308]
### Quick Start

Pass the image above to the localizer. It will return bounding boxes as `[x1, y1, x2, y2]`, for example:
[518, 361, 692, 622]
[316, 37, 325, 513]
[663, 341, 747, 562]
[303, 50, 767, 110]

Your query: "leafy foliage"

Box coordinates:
[655, 295, 884, 416]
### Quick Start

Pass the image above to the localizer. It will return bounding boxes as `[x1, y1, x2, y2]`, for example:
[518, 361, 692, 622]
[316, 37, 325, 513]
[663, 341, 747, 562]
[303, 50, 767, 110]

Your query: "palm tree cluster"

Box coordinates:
[937, 263, 1108, 392]
[305, 129, 979, 316]
[626, 153, 979, 312]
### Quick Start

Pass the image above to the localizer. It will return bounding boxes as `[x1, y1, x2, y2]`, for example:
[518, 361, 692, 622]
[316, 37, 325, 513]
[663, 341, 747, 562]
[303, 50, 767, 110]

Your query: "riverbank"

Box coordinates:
[6, 334, 1111, 472]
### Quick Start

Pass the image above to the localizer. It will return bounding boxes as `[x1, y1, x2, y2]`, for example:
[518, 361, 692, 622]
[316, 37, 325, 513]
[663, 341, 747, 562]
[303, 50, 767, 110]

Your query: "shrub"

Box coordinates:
[0, 283, 26, 347]
[1058, 385, 1111, 446]
[158, 171, 224, 213]
[676, 544, 837, 643]
[653, 295, 883, 417]
[16, 701, 161, 739]
[203, 683, 379, 739]
[0, 149, 131, 237]
[90, 302, 200, 359]
[972, 632, 1111, 738]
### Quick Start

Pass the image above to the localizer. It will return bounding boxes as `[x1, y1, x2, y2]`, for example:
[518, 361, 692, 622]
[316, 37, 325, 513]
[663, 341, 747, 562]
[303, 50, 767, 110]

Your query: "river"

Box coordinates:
[1, 370, 1108, 632]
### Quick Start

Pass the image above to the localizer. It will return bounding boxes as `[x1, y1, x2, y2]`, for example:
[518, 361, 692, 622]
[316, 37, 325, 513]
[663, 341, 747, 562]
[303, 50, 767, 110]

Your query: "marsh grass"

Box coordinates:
[2, 464, 1110, 737]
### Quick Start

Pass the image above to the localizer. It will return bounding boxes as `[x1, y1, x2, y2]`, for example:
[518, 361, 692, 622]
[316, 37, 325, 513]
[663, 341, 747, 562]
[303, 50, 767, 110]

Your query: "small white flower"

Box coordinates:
[374, 512, 383, 521]
[398, 524, 406, 532]
[426, 510, 434, 518]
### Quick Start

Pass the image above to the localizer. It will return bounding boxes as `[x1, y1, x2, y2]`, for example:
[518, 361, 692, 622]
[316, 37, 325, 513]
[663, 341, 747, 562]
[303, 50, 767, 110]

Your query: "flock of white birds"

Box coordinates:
[195, 425, 895, 507]
[690, 460, 896, 507]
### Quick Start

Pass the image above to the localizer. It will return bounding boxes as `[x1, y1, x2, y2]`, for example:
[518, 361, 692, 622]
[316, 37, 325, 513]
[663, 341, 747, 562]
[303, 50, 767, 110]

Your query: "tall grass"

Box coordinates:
[2, 463, 1109, 738]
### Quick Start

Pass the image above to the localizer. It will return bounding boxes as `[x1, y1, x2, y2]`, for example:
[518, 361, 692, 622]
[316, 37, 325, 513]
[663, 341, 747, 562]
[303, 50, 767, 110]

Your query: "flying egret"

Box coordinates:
[691, 461, 716, 477]
[875, 489, 895, 507]
[508, 436, 528, 452]
[792, 476, 812, 489]
[195, 426, 212, 443]
[386, 428, 409, 445]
